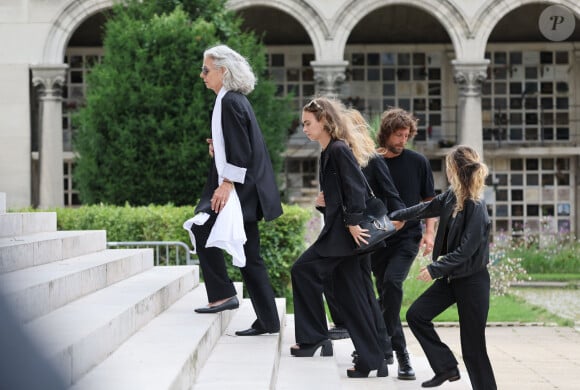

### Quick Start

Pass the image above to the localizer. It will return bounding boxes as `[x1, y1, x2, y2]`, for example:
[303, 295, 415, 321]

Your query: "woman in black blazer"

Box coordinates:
[290, 98, 387, 378]
[191, 45, 281, 336]
[390, 145, 497, 389]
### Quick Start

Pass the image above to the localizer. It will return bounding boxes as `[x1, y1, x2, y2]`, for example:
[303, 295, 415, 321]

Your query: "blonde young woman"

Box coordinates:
[290, 97, 388, 378]
[390, 145, 497, 389]
[323, 108, 407, 371]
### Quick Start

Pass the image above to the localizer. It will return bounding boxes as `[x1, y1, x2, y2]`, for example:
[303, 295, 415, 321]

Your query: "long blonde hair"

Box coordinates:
[445, 145, 489, 215]
[343, 108, 377, 167]
[302, 97, 375, 167]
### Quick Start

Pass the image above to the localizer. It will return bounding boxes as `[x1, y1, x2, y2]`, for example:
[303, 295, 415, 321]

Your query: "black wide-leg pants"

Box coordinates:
[324, 254, 393, 357]
[191, 214, 280, 331]
[406, 268, 497, 390]
[291, 246, 384, 371]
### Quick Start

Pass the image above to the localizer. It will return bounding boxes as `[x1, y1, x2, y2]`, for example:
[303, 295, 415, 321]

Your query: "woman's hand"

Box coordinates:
[315, 192, 326, 207]
[417, 266, 433, 282]
[391, 220, 405, 231]
[211, 180, 234, 213]
[206, 138, 214, 157]
[348, 224, 369, 246]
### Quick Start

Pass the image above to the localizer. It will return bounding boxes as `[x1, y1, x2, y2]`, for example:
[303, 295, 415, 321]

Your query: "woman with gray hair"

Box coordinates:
[190, 44, 282, 337]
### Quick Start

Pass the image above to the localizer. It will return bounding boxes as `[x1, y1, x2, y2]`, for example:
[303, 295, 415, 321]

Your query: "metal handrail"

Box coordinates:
[107, 241, 197, 266]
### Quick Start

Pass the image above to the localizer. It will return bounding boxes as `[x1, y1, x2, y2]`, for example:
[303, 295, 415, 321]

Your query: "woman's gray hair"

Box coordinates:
[204, 45, 256, 95]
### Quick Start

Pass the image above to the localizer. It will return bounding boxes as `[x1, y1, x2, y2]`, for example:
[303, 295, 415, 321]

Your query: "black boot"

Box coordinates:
[396, 350, 416, 380]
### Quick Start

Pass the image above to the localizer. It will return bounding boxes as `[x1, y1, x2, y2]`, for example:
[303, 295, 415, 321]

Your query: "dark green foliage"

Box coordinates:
[74, 0, 293, 205]
[52, 203, 311, 300]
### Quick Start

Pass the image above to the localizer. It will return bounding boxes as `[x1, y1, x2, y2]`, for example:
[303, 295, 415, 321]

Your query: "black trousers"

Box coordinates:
[324, 254, 393, 357]
[291, 246, 384, 371]
[406, 268, 497, 390]
[371, 235, 420, 353]
[191, 213, 280, 331]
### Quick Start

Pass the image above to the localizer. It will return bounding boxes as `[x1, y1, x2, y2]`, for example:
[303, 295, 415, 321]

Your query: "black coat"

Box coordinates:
[196, 91, 283, 222]
[313, 139, 369, 257]
[389, 189, 490, 280]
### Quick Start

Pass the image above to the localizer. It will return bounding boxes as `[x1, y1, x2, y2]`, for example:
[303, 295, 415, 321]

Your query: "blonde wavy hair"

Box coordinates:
[342, 108, 377, 168]
[445, 145, 489, 215]
[303, 98, 375, 167]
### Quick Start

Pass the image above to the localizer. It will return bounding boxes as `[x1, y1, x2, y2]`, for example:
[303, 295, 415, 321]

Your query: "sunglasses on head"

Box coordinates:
[201, 66, 210, 76]
[306, 99, 323, 111]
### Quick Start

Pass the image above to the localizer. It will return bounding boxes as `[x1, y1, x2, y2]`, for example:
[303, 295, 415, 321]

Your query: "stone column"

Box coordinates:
[452, 60, 489, 156]
[310, 60, 348, 97]
[31, 65, 68, 208]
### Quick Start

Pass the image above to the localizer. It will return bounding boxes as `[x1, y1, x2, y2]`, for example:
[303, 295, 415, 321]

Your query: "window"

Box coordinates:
[490, 157, 574, 237]
[482, 47, 571, 145]
[343, 46, 447, 143]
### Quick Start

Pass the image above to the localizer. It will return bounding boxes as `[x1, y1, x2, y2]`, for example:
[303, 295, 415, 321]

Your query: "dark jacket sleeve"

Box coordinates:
[363, 156, 406, 213]
[388, 190, 449, 221]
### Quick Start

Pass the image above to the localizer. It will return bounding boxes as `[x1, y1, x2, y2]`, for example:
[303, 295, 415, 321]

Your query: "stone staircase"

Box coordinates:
[0, 193, 286, 390]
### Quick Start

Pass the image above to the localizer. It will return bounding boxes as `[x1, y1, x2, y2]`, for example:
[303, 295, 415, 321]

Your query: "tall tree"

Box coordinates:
[74, 0, 293, 205]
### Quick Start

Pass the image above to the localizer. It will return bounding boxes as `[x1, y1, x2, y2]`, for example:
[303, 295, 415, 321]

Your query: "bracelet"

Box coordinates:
[223, 178, 233, 185]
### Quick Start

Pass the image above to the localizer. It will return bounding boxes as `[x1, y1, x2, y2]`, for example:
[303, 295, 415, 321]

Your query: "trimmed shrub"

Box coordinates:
[52, 203, 311, 301]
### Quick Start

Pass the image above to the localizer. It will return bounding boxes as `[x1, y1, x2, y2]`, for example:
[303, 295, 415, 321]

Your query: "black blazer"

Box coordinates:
[389, 189, 491, 280]
[196, 91, 283, 222]
[313, 139, 368, 258]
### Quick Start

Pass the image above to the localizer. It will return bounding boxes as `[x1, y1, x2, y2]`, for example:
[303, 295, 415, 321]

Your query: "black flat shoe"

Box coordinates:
[235, 327, 279, 336]
[346, 358, 388, 378]
[421, 367, 460, 388]
[194, 296, 239, 313]
[290, 339, 333, 357]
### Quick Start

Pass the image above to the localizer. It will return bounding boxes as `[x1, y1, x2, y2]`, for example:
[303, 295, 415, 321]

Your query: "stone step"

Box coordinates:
[24, 265, 198, 386]
[192, 297, 286, 390]
[276, 314, 341, 390]
[0, 230, 107, 274]
[0, 211, 57, 238]
[0, 248, 153, 323]
[70, 282, 243, 390]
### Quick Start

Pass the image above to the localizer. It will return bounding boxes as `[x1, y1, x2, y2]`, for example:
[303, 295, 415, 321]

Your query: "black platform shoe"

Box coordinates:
[290, 339, 333, 357]
[346, 358, 388, 378]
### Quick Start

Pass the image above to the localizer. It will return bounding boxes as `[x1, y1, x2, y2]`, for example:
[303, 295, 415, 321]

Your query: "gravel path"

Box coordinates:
[511, 287, 580, 321]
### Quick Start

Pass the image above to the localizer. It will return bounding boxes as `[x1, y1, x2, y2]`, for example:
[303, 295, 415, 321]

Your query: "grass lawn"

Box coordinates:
[527, 273, 580, 282]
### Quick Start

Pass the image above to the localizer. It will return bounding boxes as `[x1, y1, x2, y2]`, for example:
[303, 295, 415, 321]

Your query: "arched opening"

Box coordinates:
[62, 11, 110, 206]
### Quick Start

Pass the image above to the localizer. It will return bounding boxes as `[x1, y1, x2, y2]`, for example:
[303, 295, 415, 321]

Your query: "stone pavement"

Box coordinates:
[280, 316, 580, 390]
[336, 325, 580, 390]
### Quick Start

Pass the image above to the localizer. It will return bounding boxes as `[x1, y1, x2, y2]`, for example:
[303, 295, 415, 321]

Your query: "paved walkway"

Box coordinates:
[334, 325, 580, 390]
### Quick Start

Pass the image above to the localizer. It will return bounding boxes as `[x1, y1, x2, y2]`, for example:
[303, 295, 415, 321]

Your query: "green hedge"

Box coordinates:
[49, 203, 311, 301]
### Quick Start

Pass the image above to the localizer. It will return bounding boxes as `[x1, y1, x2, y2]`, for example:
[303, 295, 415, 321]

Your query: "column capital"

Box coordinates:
[310, 60, 348, 97]
[31, 64, 68, 100]
[451, 60, 489, 97]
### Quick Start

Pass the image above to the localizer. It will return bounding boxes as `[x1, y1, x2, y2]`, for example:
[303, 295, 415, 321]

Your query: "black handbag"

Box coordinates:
[354, 195, 396, 254]
[337, 170, 397, 254]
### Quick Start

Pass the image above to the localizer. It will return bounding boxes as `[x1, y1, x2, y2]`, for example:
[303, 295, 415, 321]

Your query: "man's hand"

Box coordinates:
[417, 266, 433, 282]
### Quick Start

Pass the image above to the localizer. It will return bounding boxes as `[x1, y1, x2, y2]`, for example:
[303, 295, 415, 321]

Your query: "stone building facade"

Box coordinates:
[1, 0, 579, 238]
